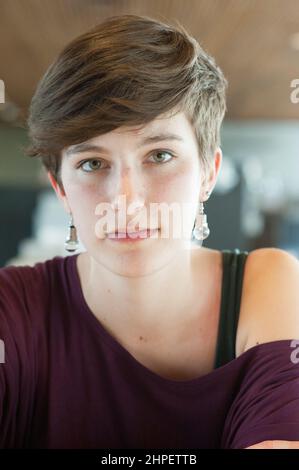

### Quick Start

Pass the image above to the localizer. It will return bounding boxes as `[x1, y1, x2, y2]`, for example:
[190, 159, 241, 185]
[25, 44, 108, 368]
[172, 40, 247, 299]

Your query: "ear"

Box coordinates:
[47, 171, 71, 215]
[201, 147, 222, 199]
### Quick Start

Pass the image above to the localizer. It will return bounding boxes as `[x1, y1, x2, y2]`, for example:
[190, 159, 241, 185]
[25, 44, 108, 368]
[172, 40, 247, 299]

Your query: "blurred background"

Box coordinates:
[0, 0, 299, 267]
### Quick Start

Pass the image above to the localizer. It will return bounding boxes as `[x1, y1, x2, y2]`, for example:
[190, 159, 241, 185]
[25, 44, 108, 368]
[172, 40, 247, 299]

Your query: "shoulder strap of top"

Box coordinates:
[213, 248, 249, 369]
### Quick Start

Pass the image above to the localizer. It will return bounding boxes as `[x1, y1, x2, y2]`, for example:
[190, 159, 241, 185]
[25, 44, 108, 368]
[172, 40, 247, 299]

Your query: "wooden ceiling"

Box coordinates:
[0, 0, 298, 124]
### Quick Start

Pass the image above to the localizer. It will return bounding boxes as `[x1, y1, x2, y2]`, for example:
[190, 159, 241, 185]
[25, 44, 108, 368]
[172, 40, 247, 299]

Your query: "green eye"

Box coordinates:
[79, 159, 103, 172]
[148, 151, 174, 164]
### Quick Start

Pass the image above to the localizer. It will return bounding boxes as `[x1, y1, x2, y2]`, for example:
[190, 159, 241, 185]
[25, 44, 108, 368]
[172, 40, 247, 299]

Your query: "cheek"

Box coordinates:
[61, 178, 105, 239]
[66, 187, 90, 212]
[157, 165, 201, 203]
[62, 173, 104, 209]
[153, 167, 201, 235]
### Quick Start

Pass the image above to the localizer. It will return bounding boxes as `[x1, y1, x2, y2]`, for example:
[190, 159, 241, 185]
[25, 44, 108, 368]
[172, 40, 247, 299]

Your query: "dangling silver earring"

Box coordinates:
[65, 213, 79, 252]
[192, 191, 210, 241]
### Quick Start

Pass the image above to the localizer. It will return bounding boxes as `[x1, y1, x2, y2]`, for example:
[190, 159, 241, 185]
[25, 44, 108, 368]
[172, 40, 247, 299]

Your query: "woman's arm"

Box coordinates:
[246, 440, 299, 449]
[227, 248, 299, 450]
[240, 247, 299, 353]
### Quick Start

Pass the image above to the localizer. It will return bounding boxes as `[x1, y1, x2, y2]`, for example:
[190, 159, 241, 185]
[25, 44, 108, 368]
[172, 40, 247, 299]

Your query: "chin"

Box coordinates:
[90, 243, 177, 277]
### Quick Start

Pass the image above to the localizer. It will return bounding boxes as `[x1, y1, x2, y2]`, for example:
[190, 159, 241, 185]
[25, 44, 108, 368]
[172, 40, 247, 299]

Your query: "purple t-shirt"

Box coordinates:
[0, 253, 299, 449]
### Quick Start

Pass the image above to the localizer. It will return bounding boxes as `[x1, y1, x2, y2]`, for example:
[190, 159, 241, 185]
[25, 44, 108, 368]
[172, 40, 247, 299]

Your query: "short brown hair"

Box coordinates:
[25, 14, 227, 189]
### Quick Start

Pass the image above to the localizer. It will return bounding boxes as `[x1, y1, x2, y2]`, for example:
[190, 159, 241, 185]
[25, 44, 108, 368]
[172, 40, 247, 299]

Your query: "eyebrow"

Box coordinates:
[65, 132, 185, 157]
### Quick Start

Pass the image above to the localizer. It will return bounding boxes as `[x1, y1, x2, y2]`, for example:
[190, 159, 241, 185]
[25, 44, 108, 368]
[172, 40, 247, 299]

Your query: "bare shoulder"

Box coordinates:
[238, 247, 299, 354]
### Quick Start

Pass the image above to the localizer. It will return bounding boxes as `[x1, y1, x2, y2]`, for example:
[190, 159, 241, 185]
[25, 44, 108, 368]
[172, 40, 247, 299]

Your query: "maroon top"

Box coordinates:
[0, 253, 299, 449]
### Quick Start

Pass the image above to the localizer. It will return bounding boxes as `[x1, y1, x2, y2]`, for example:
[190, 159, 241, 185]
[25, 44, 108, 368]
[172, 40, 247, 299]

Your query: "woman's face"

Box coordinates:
[50, 110, 221, 276]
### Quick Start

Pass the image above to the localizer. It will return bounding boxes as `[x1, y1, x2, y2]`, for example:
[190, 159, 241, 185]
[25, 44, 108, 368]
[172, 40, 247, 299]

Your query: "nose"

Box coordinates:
[111, 165, 145, 214]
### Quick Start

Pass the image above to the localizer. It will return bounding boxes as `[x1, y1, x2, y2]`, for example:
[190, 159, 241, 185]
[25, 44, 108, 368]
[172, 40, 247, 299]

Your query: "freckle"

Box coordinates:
[256, 342, 259, 345]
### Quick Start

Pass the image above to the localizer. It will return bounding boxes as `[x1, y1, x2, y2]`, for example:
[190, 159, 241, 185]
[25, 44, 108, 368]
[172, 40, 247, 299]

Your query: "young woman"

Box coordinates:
[1, 14, 299, 449]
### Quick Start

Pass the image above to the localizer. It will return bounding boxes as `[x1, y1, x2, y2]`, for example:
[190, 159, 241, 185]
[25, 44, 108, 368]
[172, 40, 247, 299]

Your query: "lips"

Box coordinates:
[106, 228, 159, 240]
[108, 228, 158, 235]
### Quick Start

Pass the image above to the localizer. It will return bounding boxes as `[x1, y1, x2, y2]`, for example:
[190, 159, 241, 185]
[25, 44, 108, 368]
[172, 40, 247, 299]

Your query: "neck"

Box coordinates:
[77, 244, 205, 341]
